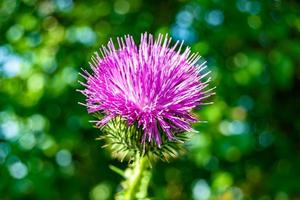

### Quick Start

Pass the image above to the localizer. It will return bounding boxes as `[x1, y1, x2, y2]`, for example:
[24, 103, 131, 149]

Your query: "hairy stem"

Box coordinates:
[123, 155, 150, 200]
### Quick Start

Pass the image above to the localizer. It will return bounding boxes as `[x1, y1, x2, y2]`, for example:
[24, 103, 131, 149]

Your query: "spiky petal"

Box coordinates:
[80, 33, 213, 146]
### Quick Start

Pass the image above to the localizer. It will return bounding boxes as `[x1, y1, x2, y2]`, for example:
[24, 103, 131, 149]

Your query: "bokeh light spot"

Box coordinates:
[1, 55, 23, 78]
[0, 0, 17, 16]
[9, 161, 28, 179]
[19, 133, 36, 150]
[28, 114, 47, 132]
[238, 95, 253, 110]
[27, 73, 45, 92]
[6, 25, 24, 42]
[66, 26, 96, 46]
[90, 183, 111, 200]
[212, 172, 233, 192]
[192, 179, 211, 200]
[248, 15, 262, 29]
[39, 135, 58, 156]
[38, 1, 55, 16]
[54, 0, 73, 12]
[0, 119, 20, 140]
[231, 106, 247, 120]
[62, 67, 78, 85]
[171, 25, 197, 44]
[219, 120, 248, 136]
[55, 149, 72, 167]
[205, 10, 224, 26]
[176, 10, 193, 28]
[234, 53, 248, 68]
[237, 0, 261, 14]
[114, 0, 130, 15]
[259, 131, 274, 148]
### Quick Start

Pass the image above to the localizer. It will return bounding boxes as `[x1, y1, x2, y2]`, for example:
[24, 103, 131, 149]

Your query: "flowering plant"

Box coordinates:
[79, 33, 213, 199]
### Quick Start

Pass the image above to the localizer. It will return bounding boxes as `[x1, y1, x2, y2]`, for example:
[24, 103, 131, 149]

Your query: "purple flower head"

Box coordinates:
[80, 33, 213, 146]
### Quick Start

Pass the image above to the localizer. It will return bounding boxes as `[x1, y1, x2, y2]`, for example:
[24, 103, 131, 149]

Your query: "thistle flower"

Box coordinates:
[80, 33, 213, 155]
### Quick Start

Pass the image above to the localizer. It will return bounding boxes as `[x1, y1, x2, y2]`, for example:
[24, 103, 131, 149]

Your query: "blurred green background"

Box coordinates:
[1, 0, 300, 199]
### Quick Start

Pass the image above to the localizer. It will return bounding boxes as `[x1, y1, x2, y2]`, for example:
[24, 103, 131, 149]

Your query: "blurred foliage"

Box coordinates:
[0, 0, 300, 199]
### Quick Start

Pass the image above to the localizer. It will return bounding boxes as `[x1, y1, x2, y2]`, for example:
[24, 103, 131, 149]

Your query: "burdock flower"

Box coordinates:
[79, 33, 213, 160]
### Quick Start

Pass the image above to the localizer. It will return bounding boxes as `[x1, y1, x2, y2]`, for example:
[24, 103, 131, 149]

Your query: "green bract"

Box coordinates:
[97, 116, 193, 162]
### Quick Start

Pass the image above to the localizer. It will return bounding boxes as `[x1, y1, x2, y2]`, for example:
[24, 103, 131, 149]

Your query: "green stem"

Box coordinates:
[124, 155, 149, 200]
